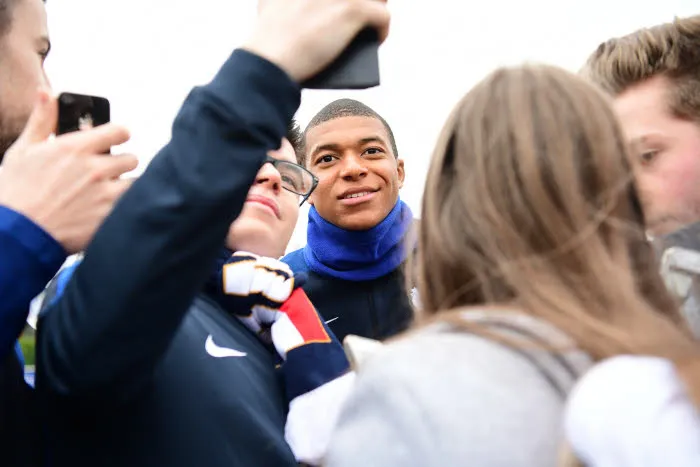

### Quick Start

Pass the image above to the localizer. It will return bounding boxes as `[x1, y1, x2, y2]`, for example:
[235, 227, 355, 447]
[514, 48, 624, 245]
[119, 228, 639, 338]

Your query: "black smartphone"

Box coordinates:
[57, 92, 110, 135]
[302, 27, 380, 90]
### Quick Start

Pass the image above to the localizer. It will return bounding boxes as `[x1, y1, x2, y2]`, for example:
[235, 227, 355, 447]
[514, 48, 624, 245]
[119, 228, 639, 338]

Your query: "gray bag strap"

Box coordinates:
[484, 321, 580, 399]
[443, 315, 589, 400]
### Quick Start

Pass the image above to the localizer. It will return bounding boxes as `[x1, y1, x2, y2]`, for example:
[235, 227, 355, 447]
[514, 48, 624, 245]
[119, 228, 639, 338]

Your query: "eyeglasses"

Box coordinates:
[263, 155, 318, 206]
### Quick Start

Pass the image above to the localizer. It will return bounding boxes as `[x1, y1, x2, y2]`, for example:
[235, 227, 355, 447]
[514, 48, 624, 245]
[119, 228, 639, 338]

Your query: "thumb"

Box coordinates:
[17, 88, 57, 145]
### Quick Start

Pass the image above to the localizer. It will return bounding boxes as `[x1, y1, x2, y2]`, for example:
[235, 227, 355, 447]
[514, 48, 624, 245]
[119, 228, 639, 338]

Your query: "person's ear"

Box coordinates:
[396, 158, 405, 189]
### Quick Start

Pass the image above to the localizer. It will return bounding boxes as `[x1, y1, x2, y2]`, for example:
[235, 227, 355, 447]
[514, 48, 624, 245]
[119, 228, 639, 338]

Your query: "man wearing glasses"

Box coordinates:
[37, 123, 326, 466]
[224, 123, 317, 257]
[31, 0, 391, 462]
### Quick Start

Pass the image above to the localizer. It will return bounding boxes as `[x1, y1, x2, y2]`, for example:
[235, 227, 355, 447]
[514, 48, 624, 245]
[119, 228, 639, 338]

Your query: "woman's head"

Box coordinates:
[417, 64, 692, 359]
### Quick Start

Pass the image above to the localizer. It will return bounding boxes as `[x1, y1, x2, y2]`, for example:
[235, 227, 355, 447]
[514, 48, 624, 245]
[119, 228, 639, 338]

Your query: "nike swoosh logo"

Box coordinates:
[205, 335, 247, 358]
[325, 317, 339, 324]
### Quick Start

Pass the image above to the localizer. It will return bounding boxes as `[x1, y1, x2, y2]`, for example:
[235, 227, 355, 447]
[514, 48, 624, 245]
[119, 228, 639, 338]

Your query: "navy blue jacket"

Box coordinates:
[283, 249, 414, 342]
[0, 205, 66, 467]
[36, 49, 300, 467]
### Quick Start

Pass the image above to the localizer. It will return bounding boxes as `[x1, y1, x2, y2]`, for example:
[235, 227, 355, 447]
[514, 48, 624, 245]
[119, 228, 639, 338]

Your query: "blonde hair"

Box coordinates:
[581, 15, 700, 121]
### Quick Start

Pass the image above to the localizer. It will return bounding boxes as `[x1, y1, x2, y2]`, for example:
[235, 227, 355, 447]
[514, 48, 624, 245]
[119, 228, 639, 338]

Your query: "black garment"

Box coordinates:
[40, 290, 295, 466]
[35, 49, 300, 467]
[284, 249, 413, 342]
[0, 352, 43, 467]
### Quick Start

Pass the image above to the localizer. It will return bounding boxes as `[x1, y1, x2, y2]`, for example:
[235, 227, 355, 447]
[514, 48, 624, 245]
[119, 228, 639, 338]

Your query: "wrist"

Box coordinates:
[241, 40, 300, 82]
[0, 197, 49, 239]
[0, 204, 67, 271]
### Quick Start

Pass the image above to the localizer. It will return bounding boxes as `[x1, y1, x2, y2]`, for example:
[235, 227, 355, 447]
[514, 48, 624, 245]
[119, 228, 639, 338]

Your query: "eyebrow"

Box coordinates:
[359, 136, 388, 146]
[310, 143, 341, 158]
[629, 133, 665, 150]
[309, 136, 389, 158]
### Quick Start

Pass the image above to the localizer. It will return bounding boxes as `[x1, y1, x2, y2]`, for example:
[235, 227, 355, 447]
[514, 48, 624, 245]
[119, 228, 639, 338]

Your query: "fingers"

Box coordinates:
[97, 153, 139, 179]
[108, 177, 135, 199]
[257, 256, 293, 277]
[355, 0, 391, 44]
[56, 123, 130, 154]
[17, 88, 58, 145]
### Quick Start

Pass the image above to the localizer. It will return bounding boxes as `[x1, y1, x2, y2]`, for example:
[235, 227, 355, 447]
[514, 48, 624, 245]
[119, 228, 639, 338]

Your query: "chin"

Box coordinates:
[226, 226, 286, 258]
[336, 216, 383, 231]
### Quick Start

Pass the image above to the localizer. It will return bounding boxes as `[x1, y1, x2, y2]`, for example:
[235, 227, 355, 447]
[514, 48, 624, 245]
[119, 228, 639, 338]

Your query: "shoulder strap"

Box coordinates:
[488, 321, 580, 399]
[446, 315, 590, 400]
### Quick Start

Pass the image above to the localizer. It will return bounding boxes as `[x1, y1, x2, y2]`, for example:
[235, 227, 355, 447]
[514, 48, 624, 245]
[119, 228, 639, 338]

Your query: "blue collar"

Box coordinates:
[303, 199, 414, 281]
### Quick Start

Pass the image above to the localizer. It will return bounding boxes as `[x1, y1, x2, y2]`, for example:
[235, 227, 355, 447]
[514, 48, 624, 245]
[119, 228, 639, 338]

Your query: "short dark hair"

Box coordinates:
[287, 119, 303, 165]
[302, 98, 399, 166]
[0, 0, 42, 39]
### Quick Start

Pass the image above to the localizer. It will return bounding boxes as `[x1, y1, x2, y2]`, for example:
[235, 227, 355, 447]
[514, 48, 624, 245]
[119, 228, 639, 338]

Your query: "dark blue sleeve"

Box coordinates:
[37, 49, 300, 402]
[0, 205, 65, 358]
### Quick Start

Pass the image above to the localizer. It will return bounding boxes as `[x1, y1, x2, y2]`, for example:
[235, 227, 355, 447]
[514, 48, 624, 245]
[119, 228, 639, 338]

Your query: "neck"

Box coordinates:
[303, 199, 414, 281]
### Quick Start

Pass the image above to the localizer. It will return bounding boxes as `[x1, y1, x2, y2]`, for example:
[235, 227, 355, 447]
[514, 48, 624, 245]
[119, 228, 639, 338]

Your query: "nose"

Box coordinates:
[255, 161, 282, 194]
[42, 69, 52, 91]
[339, 154, 368, 181]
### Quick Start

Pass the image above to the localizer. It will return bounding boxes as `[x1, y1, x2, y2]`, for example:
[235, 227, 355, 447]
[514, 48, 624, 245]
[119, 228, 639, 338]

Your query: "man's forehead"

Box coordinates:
[268, 138, 296, 163]
[10, 0, 49, 37]
[306, 116, 389, 146]
[614, 76, 670, 116]
[613, 77, 676, 141]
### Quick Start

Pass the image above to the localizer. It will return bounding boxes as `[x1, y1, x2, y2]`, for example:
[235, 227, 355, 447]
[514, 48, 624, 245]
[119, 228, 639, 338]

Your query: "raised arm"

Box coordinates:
[37, 50, 299, 401]
[37, 0, 392, 404]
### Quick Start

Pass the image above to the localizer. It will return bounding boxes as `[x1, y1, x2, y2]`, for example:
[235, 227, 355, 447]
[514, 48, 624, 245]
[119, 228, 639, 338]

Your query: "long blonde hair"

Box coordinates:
[416, 64, 700, 385]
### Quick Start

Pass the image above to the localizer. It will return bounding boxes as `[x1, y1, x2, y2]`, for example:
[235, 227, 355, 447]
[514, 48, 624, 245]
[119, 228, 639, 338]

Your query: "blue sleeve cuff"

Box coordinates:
[0, 205, 67, 276]
[282, 343, 351, 402]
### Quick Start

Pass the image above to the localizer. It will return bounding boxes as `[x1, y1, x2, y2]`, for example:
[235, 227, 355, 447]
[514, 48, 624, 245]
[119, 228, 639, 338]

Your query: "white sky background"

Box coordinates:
[44, 1, 699, 252]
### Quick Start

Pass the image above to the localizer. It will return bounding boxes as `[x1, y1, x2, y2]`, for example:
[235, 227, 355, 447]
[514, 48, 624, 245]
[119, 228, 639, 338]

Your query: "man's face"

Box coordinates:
[226, 139, 300, 258]
[0, 0, 50, 159]
[614, 75, 700, 236]
[304, 116, 405, 230]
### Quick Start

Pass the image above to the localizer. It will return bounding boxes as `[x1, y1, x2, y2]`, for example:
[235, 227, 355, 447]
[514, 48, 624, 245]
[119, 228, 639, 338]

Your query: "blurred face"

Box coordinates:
[305, 116, 405, 230]
[0, 0, 50, 160]
[226, 139, 300, 258]
[614, 75, 700, 236]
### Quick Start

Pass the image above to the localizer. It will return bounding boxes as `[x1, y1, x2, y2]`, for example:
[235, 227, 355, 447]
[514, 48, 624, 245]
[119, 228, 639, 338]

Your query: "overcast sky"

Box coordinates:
[44, 1, 699, 251]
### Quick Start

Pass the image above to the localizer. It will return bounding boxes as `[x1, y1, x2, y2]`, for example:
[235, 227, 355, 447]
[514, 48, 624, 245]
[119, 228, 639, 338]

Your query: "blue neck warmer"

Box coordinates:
[303, 199, 414, 281]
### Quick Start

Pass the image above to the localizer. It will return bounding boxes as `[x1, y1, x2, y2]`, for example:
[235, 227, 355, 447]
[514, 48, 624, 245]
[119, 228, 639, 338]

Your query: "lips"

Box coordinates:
[246, 194, 280, 218]
[338, 187, 379, 200]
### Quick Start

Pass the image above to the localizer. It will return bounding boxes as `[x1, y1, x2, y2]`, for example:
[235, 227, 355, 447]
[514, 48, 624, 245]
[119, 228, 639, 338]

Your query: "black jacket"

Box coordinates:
[35, 49, 300, 467]
[0, 351, 43, 467]
[283, 250, 414, 342]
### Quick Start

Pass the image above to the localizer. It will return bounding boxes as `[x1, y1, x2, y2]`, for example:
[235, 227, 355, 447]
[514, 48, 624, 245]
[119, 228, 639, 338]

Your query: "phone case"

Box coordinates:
[57, 93, 110, 135]
[302, 28, 380, 90]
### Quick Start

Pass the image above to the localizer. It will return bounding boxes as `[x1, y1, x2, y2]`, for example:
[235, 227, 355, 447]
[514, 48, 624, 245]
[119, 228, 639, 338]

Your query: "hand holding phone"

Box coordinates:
[244, 0, 389, 87]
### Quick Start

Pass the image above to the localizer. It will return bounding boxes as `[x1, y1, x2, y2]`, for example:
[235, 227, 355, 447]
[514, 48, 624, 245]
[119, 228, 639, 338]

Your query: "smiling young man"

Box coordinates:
[283, 98, 415, 342]
[581, 15, 700, 237]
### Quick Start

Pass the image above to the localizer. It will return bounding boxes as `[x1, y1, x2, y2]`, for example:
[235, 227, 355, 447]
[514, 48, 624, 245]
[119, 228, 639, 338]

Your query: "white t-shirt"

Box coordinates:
[565, 355, 700, 467]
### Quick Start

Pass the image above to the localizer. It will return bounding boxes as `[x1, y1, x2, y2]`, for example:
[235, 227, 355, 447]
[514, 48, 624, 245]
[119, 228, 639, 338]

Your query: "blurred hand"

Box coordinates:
[245, 0, 391, 82]
[0, 90, 138, 254]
